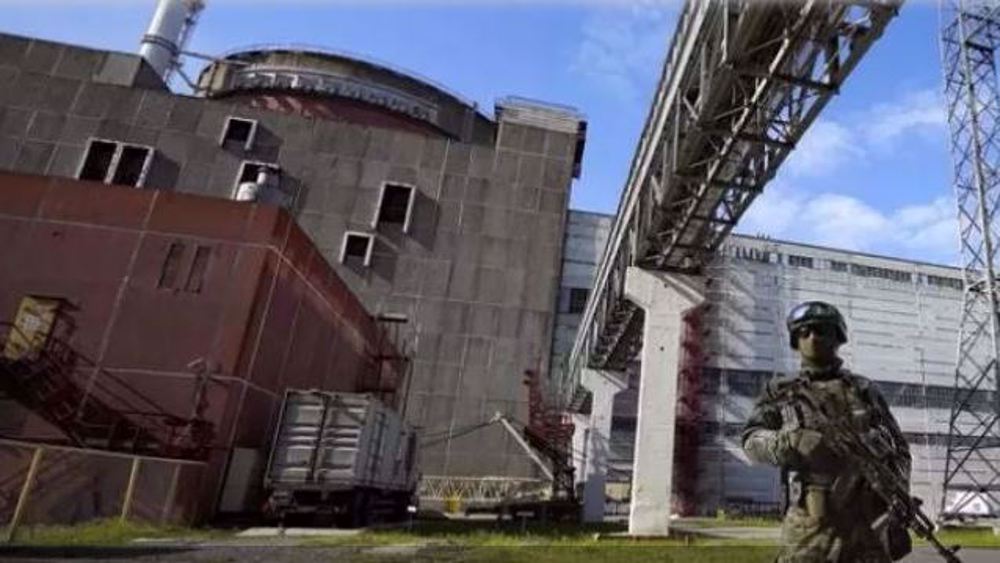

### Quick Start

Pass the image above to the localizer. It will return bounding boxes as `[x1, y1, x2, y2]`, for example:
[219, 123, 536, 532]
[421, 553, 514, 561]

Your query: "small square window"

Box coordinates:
[374, 183, 415, 232]
[77, 139, 153, 187]
[111, 145, 153, 187]
[79, 140, 117, 182]
[233, 161, 279, 199]
[568, 287, 589, 314]
[220, 117, 258, 151]
[341, 232, 374, 267]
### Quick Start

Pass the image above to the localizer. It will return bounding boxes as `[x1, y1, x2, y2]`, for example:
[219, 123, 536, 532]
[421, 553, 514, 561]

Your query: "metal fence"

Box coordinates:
[0, 438, 206, 542]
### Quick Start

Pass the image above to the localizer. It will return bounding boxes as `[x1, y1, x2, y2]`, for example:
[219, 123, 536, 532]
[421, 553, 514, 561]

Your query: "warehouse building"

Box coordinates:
[560, 210, 985, 518]
[0, 29, 586, 504]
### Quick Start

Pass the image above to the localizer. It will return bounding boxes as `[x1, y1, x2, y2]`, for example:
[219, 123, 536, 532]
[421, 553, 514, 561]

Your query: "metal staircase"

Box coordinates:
[523, 369, 575, 499]
[0, 323, 212, 460]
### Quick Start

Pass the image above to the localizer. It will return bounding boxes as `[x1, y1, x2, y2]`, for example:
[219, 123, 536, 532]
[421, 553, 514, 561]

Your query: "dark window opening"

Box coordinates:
[342, 233, 373, 267]
[221, 117, 257, 149]
[111, 146, 152, 187]
[158, 242, 186, 289]
[568, 287, 590, 314]
[851, 263, 912, 283]
[238, 162, 268, 184]
[185, 246, 212, 293]
[788, 255, 814, 268]
[78, 140, 117, 182]
[79, 139, 152, 187]
[927, 274, 963, 291]
[234, 162, 280, 200]
[376, 184, 414, 230]
[831, 260, 848, 272]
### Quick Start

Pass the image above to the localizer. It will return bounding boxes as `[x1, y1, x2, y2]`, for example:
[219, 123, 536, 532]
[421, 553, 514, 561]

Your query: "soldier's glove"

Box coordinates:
[779, 428, 836, 468]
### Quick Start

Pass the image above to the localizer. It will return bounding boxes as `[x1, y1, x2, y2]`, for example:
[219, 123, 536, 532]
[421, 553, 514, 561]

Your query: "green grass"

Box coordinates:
[8, 518, 232, 546]
[676, 516, 781, 529]
[12, 514, 996, 563]
[304, 519, 775, 548]
[327, 520, 997, 563]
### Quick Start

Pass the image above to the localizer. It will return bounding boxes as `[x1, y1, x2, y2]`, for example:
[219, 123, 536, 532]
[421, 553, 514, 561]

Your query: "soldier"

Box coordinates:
[742, 301, 912, 563]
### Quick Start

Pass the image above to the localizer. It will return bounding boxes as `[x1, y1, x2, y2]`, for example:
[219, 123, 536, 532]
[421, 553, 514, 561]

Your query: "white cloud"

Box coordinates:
[770, 87, 947, 183]
[784, 120, 864, 179]
[570, 2, 676, 102]
[801, 193, 889, 250]
[737, 183, 959, 265]
[863, 88, 947, 148]
[741, 88, 953, 262]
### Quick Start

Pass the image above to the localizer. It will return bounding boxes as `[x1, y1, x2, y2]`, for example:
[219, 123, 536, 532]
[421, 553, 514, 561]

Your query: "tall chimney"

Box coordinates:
[139, 0, 205, 82]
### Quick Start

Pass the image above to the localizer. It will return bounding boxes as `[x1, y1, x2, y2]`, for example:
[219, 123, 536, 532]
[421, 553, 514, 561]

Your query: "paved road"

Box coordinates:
[904, 547, 997, 562]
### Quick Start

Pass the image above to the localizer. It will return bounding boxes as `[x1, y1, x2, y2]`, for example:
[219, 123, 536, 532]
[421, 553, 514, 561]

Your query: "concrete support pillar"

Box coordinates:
[571, 412, 589, 489]
[623, 267, 704, 536]
[580, 368, 626, 523]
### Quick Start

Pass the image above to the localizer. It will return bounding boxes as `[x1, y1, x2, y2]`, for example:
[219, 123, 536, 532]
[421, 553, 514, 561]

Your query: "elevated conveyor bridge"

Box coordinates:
[564, 0, 900, 402]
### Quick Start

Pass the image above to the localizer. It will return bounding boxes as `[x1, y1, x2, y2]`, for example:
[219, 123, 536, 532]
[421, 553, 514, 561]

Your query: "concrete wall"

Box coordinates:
[549, 211, 614, 401]
[0, 33, 583, 479]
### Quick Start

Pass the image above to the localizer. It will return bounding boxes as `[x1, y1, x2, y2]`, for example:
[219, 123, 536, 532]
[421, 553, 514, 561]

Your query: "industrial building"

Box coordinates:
[0, 171, 404, 523]
[5, 0, 1000, 537]
[0, 0, 585, 519]
[559, 210, 994, 519]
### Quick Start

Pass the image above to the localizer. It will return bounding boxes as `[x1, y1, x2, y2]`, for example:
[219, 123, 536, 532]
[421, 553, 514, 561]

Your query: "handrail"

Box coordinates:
[0, 437, 207, 466]
[0, 323, 212, 459]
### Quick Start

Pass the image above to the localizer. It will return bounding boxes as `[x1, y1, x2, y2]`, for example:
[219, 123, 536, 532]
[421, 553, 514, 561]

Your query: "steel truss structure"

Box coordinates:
[418, 475, 547, 505]
[562, 0, 899, 406]
[940, 0, 1000, 518]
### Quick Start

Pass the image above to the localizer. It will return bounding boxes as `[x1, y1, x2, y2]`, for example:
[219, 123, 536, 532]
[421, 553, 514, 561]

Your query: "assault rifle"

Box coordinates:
[784, 381, 962, 563]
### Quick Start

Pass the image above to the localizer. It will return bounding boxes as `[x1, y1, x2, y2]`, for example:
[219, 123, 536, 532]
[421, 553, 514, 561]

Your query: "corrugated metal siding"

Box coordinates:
[266, 390, 414, 492]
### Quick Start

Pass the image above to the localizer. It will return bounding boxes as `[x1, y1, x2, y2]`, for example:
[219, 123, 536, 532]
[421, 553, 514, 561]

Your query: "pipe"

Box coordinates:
[139, 0, 205, 82]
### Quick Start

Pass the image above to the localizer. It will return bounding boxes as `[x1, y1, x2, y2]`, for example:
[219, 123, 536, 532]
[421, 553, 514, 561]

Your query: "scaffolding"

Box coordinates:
[523, 369, 575, 499]
[673, 304, 708, 516]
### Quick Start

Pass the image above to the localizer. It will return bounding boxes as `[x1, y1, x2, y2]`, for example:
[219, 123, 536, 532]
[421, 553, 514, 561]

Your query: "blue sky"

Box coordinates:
[1, 1, 958, 265]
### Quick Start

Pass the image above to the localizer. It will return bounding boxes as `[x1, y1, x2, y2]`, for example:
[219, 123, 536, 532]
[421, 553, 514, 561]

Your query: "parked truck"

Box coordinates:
[263, 390, 418, 526]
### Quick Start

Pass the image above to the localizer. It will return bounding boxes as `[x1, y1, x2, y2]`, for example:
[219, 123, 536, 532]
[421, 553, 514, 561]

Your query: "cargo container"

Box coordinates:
[264, 390, 418, 526]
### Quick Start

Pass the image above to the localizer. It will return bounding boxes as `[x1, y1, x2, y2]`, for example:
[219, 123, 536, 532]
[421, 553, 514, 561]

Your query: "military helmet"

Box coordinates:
[786, 301, 847, 350]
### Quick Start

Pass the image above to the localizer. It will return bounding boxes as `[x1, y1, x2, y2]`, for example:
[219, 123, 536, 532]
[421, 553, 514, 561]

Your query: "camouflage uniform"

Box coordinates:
[742, 362, 911, 563]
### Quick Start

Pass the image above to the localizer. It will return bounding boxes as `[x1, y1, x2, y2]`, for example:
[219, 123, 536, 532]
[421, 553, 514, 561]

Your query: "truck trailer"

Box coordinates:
[263, 390, 418, 526]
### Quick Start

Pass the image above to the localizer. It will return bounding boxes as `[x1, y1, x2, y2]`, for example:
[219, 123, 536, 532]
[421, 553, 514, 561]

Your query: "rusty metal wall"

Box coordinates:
[0, 171, 398, 521]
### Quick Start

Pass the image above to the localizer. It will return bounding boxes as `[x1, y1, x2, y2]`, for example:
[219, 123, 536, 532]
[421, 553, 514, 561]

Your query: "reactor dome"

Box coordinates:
[196, 46, 495, 142]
